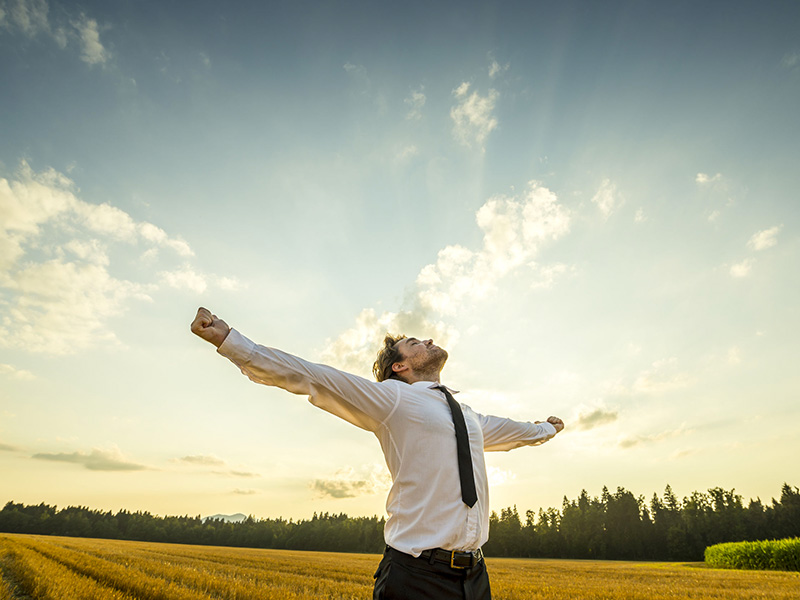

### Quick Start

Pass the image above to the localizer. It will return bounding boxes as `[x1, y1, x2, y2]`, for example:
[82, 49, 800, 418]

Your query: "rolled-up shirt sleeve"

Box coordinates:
[217, 329, 398, 432]
[475, 412, 558, 452]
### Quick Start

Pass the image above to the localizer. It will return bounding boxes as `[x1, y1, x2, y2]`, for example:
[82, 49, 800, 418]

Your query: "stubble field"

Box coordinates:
[1, 533, 798, 599]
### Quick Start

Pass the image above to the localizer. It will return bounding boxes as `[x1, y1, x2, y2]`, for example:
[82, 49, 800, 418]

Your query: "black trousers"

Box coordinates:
[373, 547, 492, 600]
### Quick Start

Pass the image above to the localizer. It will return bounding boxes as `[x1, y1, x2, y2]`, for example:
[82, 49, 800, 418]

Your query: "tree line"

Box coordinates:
[1, 483, 797, 561]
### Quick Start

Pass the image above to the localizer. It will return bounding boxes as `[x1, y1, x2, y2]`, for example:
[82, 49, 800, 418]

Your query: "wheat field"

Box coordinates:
[1, 534, 798, 599]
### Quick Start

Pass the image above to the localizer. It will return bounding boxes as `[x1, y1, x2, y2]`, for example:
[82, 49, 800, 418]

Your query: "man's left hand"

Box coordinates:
[547, 416, 565, 433]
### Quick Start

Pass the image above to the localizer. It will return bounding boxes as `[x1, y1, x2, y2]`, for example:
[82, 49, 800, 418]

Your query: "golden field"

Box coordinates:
[1, 533, 798, 599]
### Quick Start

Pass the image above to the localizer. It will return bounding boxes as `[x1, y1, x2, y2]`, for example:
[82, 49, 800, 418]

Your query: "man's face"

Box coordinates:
[394, 337, 448, 376]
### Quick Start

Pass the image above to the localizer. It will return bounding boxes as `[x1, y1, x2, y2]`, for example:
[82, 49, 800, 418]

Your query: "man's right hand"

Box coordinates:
[191, 307, 230, 348]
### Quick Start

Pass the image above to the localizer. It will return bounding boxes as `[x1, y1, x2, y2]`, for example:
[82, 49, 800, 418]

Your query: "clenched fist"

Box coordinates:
[190, 307, 230, 348]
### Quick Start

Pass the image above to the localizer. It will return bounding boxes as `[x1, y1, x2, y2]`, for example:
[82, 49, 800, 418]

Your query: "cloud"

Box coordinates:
[610, 358, 693, 397]
[695, 172, 722, 185]
[730, 258, 754, 278]
[0, 162, 209, 354]
[619, 424, 690, 449]
[311, 464, 391, 499]
[488, 59, 510, 79]
[343, 62, 366, 76]
[417, 182, 571, 315]
[396, 145, 419, 161]
[747, 226, 781, 251]
[781, 51, 800, 69]
[529, 263, 571, 290]
[404, 87, 426, 120]
[591, 178, 621, 219]
[1, 442, 19, 452]
[634, 208, 646, 223]
[320, 307, 456, 378]
[487, 466, 516, 486]
[174, 455, 258, 477]
[73, 15, 108, 65]
[177, 454, 225, 466]
[0, 363, 34, 380]
[32, 447, 147, 471]
[4, 0, 50, 37]
[215, 276, 243, 291]
[727, 346, 742, 365]
[232, 489, 257, 495]
[631, 358, 693, 395]
[320, 181, 571, 375]
[450, 83, 499, 150]
[159, 266, 207, 293]
[2, 1, 108, 65]
[572, 404, 619, 431]
[223, 470, 260, 478]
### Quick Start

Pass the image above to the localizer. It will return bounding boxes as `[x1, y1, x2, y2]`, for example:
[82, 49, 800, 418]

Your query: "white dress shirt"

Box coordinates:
[218, 328, 557, 557]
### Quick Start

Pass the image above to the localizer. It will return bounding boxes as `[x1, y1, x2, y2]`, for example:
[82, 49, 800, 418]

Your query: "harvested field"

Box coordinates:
[1, 534, 798, 599]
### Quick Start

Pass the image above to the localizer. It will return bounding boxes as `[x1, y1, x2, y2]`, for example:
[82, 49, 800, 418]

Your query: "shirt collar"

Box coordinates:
[410, 381, 459, 394]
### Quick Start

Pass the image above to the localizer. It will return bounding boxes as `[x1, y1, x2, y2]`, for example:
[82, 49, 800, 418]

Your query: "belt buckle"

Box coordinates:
[449, 550, 476, 569]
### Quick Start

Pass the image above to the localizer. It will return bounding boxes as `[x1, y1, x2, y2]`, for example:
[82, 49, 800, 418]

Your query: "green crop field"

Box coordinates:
[1, 533, 798, 599]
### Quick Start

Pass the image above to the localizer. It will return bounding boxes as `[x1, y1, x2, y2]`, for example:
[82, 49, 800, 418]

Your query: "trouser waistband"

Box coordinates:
[387, 546, 484, 570]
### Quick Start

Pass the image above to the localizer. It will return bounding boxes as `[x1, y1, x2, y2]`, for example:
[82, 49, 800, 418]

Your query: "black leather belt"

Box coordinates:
[419, 547, 484, 569]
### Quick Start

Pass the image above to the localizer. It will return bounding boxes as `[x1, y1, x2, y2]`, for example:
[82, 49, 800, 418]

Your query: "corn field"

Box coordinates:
[1, 533, 799, 599]
[705, 538, 800, 571]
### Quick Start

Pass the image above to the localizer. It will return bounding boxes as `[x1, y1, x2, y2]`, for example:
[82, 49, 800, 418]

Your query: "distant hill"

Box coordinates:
[202, 513, 247, 523]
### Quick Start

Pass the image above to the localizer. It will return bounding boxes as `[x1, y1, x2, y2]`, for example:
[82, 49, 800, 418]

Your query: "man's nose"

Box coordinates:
[424, 339, 433, 345]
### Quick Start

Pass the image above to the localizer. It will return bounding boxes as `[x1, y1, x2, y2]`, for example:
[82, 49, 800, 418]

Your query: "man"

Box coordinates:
[191, 307, 564, 600]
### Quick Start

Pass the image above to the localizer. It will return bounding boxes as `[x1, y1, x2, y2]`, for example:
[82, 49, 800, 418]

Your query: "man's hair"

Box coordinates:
[373, 334, 407, 382]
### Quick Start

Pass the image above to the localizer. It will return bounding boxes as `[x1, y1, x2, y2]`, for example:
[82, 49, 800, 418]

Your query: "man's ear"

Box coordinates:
[392, 362, 408, 375]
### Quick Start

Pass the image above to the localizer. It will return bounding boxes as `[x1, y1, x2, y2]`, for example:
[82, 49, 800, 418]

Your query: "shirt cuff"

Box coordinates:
[217, 328, 255, 364]
[539, 421, 557, 437]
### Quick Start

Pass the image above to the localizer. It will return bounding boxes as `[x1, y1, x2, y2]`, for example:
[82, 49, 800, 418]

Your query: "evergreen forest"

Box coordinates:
[2, 483, 798, 561]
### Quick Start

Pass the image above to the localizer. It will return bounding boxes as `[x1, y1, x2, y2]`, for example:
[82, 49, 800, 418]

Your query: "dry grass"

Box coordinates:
[1, 533, 798, 599]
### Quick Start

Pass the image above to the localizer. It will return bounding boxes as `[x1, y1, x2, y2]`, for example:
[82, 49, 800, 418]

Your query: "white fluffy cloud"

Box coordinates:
[418, 182, 571, 315]
[159, 266, 207, 294]
[321, 181, 571, 375]
[0, 363, 34, 380]
[747, 226, 781, 251]
[730, 258, 754, 278]
[73, 15, 108, 65]
[0, 162, 200, 354]
[450, 83, 499, 150]
[695, 172, 722, 184]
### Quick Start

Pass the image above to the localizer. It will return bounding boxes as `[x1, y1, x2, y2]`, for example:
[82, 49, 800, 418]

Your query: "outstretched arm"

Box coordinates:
[475, 411, 565, 452]
[189, 307, 398, 432]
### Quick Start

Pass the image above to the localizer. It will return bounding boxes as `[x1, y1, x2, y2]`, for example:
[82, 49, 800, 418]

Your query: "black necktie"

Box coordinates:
[436, 385, 478, 508]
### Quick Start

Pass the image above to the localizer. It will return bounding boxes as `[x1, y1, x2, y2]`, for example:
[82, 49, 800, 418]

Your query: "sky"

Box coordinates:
[1, 0, 799, 522]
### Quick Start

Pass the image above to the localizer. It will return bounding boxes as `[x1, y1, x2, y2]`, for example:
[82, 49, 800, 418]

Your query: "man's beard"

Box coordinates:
[414, 346, 448, 374]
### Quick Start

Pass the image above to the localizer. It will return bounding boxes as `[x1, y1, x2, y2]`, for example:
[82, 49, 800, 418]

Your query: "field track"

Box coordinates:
[1, 533, 798, 599]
